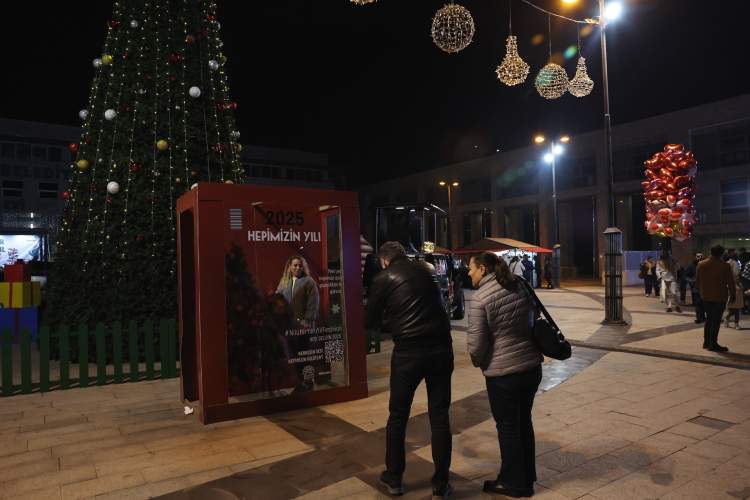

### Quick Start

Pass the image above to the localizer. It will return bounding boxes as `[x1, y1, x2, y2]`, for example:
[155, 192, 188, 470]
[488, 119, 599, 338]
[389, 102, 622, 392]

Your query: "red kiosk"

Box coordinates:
[176, 183, 368, 424]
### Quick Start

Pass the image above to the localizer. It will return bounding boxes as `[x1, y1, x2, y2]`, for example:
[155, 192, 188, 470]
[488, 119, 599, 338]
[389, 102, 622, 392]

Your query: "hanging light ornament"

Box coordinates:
[350, 0, 376, 4]
[496, 1, 529, 86]
[431, 3, 475, 53]
[568, 26, 594, 97]
[535, 15, 568, 99]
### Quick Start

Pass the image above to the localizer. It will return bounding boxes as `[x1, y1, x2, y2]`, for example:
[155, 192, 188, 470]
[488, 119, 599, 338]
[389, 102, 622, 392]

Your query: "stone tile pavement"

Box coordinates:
[0, 285, 748, 499]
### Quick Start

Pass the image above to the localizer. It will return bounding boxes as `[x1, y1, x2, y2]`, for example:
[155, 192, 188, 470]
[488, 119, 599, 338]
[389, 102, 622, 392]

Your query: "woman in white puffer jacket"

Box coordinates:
[467, 250, 543, 498]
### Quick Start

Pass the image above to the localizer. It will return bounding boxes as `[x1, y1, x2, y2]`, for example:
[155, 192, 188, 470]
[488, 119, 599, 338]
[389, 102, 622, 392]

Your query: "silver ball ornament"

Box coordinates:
[176, 178, 181, 183]
[79, 110, 89, 120]
[137, 88, 147, 95]
[93, 58, 103, 69]
[217, 22, 221, 29]
[208, 60, 219, 70]
[104, 109, 117, 121]
[189, 86, 201, 98]
[107, 181, 120, 194]
[231, 130, 240, 138]
[130, 20, 138, 28]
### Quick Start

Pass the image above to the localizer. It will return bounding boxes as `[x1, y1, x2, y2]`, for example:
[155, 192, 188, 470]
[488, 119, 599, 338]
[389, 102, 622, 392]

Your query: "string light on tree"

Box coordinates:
[431, 3, 475, 53]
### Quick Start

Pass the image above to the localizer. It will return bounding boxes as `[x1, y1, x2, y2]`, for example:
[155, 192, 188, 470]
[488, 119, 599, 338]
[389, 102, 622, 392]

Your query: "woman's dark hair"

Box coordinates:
[510, 256, 519, 263]
[471, 251, 515, 287]
[711, 244, 725, 257]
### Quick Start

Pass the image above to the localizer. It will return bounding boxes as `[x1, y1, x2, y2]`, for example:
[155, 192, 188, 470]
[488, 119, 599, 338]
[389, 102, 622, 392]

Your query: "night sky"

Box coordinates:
[2, 0, 748, 187]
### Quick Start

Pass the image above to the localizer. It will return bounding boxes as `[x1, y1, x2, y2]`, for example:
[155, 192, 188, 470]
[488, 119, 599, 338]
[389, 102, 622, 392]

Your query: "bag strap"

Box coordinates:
[517, 276, 562, 333]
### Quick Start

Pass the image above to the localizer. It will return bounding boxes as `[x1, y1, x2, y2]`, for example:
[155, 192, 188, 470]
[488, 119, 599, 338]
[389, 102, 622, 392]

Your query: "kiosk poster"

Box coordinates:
[224, 203, 348, 401]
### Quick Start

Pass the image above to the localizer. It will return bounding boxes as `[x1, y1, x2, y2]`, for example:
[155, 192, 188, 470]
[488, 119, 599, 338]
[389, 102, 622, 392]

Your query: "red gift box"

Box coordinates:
[4, 262, 31, 283]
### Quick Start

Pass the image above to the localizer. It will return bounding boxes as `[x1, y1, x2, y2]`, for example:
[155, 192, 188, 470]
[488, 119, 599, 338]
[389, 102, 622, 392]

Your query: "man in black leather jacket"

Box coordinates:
[364, 241, 454, 499]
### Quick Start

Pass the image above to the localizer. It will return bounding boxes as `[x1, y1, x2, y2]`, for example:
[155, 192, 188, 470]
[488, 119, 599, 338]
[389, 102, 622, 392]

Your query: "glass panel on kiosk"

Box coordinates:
[225, 204, 349, 402]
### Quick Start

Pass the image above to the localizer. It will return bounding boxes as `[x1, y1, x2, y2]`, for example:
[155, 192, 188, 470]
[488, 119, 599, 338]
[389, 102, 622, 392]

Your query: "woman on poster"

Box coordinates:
[277, 255, 320, 393]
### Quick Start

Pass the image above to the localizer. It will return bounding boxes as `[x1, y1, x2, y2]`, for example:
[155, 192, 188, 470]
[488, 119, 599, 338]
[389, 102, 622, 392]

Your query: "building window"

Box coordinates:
[396, 190, 417, 204]
[246, 164, 281, 179]
[15, 143, 31, 160]
[286, 168, 322, 182]
[463, 211, 492, 245]
[2, 180, 23, 197]
[426, 186, 449, 209]
[460, 176, 491, 205]
[721, 178, 749, 223]
[691, 119, 750, 171]
[48, 147, 62, 162]
[39, 182, 58, 199]
[556, 152, 597, 191]
[1, 142, 14, 158]
[613, 136, 669, 183]
[497, 163, 539, 199]
[32, 146, 47, 161]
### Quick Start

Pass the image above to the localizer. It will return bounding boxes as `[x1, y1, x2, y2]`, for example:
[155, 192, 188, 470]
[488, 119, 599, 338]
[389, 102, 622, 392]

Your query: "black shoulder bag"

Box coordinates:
[517, 276, 571, 360]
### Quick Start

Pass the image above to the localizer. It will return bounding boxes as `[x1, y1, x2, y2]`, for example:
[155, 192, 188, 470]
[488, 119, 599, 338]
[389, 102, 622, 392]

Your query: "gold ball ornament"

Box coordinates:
[225, 180, 234, 184]
[101, 55, 113, 66]
[156, 140, 168, 150]
[496, 36, 530, 86]
[77, 159, 89, 170]
[535, 63, 568, 99]
[568, 57, 594, 97]
[219, 55, 227, 63]
[431, 4, 475, 53]
[236, 143, 242, 152]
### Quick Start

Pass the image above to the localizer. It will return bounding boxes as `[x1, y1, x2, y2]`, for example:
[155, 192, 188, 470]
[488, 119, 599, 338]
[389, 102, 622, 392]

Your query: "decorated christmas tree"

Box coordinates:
[42, 0, 242, 329]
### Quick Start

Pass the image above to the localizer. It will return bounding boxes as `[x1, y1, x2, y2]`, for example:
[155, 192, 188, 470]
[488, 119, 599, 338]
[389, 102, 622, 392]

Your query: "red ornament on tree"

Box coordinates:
[123, 52, 131, 59]
[107, 199, 113, 205]
[170, 77, 176, 82]
[69, 142, 79, 152]
[76, 239, 81, 243]
[70, 217, 75, 222]
[85, 138, 91, 143]
[216, 102, 226, 111]
[206, 13, 215, 21]
[93, 188, 99, 194]
[62, 191, 70, 199]
[147, 75, 153, 81]
[146, 196, 151, 201]
[62, 207, 68, 213]
[186, 35, 195, 43]
[189, 134, 197, 141]
[228, 100, 237, 110]
[115, 246, 120, 251]
[108, 19, 120, 28]
[169, 53, 180, 62]
[136, 236, 144, 243]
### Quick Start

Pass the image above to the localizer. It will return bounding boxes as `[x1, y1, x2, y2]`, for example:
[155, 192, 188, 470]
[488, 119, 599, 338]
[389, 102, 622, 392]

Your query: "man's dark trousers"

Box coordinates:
[386, 345, 453, 490]
[704, 301, 726, 346]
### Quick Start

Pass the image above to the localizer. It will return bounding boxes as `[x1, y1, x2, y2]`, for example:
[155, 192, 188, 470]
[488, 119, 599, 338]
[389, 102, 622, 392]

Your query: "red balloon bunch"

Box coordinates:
[643, 144, 698, 242]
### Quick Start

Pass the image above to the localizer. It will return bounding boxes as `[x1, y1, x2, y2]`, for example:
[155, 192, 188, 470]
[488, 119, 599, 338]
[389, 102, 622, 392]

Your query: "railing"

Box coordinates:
[1, 319, 178, 398]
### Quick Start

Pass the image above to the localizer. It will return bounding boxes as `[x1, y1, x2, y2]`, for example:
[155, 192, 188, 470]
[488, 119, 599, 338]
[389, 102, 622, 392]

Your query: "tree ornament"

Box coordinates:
[568, 58, 594, 97]
[136, 236, 144, 243]
[350, 0, 376, 4]
[216, 102, 226, 111]
[108, 19, 120, 28]
[107, 199, 113, 205]
[535, 63, 568, 99]
[147, 75, 153, 81]
[236, 143, 242, 152]
[186, 35, 195, 43]
[130, 20, 138, 28]
[137, 88, 147, 94]
[146, 196, 151, 201]
[176, 178, 181, 183]
[208, 60, 219, 70]
[104, 109, 117, 121]
[431, 4, 475, 53]
[62, 207, 68, 213]
[79, 110, 89, 120]
[69, 142, 79, 152]
[97, 158, 104, 164]
[219, 40, 223, 47]
[107, 181, 120, 194]
[206, 13, 215, 21]
[231, 130, 240, 138]
[189, 86, 201, 98]
[228, 100, 237, 110]
[93, 188, 98, 193]
[190, 171, 197, 176]
[101, 55, 113, 66]
[77, 159, 89, 170]
[93, 58, 103, 69]
[169, 53, 181, 62]
[125, 107, 131, 112]
[217, 22, 221, 29]
[220, 55, 227, 64]
[496, 36, 529, 86]
[157, 140, 168, 150]
[225, 180, 233, 184]
[62, 191, 70, 200]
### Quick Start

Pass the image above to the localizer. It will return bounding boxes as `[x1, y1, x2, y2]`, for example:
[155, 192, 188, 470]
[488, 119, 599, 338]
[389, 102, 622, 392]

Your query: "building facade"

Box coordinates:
[358, 94, 750, 276]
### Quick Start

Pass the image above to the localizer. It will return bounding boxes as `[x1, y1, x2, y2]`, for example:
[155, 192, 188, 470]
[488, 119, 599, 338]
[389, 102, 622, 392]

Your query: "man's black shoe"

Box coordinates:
[432, 483, 453, 499]
[676, 306, 682, 313]
[708, 344, 729, 352]
[666, 308, 672, 313]
[379, 471, 404, 496]
[702, 341, 709, 349]
[483, 480, 533, 498]
[695, 318, 704, 324]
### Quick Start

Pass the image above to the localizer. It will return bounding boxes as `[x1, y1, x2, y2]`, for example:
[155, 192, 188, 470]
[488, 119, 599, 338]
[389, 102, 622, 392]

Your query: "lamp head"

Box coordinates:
[452, 182, 459, 186]
[439, 181, 446, 185]
[544, 154, 554, 163]
[560, 136, 570, 142]
[535, 136, 545, 143]
[604, 2, 621, 19]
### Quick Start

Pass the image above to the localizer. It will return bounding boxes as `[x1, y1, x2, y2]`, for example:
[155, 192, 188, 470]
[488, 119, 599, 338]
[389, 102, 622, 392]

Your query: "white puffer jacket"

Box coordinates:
[467, 273, 543, 377]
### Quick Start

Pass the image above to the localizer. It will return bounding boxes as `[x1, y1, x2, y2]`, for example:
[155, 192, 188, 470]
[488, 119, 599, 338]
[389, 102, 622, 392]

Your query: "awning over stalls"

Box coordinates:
[445, 238, 553, 255]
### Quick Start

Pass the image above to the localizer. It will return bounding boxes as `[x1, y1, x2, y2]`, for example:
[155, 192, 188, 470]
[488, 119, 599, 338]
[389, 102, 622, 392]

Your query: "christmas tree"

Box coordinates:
[43, 0, 242, 330]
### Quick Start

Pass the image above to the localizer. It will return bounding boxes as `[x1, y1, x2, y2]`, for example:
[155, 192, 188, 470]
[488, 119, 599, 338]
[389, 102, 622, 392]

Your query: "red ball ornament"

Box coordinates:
[108, 19, 120, 28]
[206, 13, 215, 21]
[85, 138, 91, 143]
[125, 107, 131, 112]
[170, 77, 176, 83]
[62, 191, 70, 200]
[169, 53, 180, 62]
[147, 75, 153, 81]
[70, 217, 75, 222]
[115, 246, 120, 251]
[228, 100, 237, 110]
[123, 52, 131, 59]
[76, 239, 81, 243]
[216, 102, 226, 111]
[93, 188, 99, 194]
[131, 165, 139, 172]
[146, 196, 151, 201]
[68, 142, 79, 152]
[190, 134, 197, 141]
[136, 236, 144, 243]
[62, 207, 68, 213]
[186, 35, 195, 43]
[107, 199, 113, 205]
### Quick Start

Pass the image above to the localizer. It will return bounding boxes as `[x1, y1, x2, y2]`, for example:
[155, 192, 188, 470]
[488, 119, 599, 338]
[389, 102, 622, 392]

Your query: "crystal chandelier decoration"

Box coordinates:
[431, 2, 475, 53]
[568, 26, 594, 97]
[535, 15, 568, 99]
[496, 1, 529, 86]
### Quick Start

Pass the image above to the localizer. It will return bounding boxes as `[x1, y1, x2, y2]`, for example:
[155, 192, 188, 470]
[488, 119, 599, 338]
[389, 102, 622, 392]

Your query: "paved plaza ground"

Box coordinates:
[1, 285, 749, 499]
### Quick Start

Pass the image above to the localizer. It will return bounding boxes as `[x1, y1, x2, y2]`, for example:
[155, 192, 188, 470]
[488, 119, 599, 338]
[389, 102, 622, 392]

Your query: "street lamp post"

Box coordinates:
[439, 182, 458, 250]
[536, 136, 568, 288]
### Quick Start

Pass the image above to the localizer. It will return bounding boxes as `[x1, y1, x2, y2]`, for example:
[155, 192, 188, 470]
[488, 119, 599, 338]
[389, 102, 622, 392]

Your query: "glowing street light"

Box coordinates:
[604, 2, 621, 18]
[544, 154, 555, 163]
[439, 181, 459, 249]
[536, 135, 569, 288]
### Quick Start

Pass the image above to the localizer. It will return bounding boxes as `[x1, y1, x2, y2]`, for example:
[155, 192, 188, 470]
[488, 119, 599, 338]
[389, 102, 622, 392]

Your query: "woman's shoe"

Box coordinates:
[725, 320, 730, 328]
[735, 324, 741, 330]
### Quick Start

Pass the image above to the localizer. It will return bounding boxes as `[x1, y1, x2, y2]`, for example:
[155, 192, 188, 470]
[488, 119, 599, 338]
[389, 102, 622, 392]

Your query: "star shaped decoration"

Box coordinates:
[331, 304, 341, 314]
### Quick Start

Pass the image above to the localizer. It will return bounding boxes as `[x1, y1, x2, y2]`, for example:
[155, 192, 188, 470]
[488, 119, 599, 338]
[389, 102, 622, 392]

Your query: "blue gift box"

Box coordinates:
[0, 306, 38, 344]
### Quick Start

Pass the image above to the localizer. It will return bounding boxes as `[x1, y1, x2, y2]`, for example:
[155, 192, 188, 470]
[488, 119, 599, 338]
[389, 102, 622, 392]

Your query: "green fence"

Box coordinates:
[1, 319, 178, 398]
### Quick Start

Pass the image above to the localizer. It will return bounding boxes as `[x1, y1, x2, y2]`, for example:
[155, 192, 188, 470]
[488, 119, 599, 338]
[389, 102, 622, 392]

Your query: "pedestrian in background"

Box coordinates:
[364, 241, 454, 500]
[467, 251, 543, 499]
[657, 249, 681, 313]
[727, 248, 741, 277]
[534, 254, 542, 288]
[740, 261, 750, 315]
[696, 244, 736, 352]
[641, 256, 659, 297]
[509, 256, 524, 277]
[725, 277, 743, 330]
[544, 257, 554, 289]
[522, 254, 534, 286]
[738, 247, 749, 270]
[684, 252, 705, 324]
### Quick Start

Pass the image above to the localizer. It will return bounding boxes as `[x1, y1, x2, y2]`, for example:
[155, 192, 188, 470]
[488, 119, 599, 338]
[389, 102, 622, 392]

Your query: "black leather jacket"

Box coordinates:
[363, 255, 452, 351]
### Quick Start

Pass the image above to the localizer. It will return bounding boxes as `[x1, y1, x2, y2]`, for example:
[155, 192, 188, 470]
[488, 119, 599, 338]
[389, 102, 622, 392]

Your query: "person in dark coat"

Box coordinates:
[544, 257, 554, 289]
[696, 244, 736, 352]
[684, 252, 705, 323]
[533, 255, 542, 288]
[521, 254, 534, 285]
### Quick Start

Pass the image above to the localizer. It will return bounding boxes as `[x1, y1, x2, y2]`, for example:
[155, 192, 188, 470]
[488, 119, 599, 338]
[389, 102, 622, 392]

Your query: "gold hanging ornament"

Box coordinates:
[569, 57, 594, 97]
[496, 2, 529, 86]
[535, 15, 568, 99]
[431, 3, 475, 53]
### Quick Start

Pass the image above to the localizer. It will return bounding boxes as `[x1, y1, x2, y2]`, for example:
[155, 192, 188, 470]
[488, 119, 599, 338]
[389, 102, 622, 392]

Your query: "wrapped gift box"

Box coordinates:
[0, 306, 38, 344]
[4, 263, 31, 283]
[0, 281, 41, 308]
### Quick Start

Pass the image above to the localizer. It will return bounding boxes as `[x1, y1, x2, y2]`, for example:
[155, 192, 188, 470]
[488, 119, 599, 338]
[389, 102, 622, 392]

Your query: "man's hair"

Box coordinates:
[710, 244, 725, 257]
[728, 248, 736, 253]
[694, 252, 703, 257]
[740, 247, 746, 252]
[378, 241, 407, 262]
